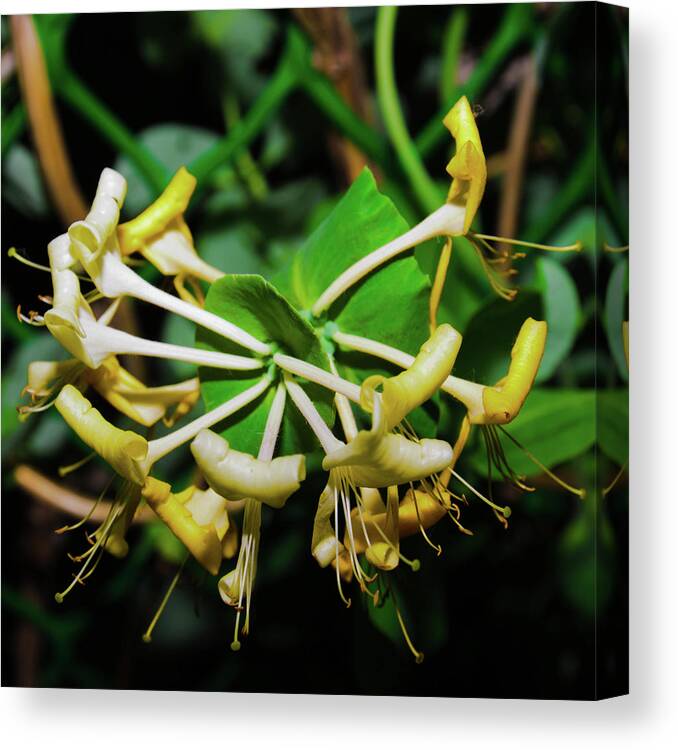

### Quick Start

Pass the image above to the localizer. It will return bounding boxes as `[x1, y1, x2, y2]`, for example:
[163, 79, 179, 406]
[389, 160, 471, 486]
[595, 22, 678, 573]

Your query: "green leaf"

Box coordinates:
[604, 259, 628, 382]
[598, 389, 628, 466]
[558, 498, 615, 619]
[2, 144, 50, 219]
[533, 257, 581, 382]
[465, 389, 596, 478]
[191, 9, 277, 101]
[275, 168, 435, 434]
[197, 274, 334, 455]
[115, 124, 220, 216]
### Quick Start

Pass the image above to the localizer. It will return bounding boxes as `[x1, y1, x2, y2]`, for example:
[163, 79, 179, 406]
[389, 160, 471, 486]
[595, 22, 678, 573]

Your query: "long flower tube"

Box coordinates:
[332, 318, 546, 425]
[61, 167, 271, 356]
[311, 96, 580, 315]
[54, 375, 273, 484]
[45, 270, 263, 371]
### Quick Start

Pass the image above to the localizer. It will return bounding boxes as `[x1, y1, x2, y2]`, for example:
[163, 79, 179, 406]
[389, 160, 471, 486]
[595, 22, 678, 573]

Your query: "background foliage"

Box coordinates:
[1, 3, 628, 697]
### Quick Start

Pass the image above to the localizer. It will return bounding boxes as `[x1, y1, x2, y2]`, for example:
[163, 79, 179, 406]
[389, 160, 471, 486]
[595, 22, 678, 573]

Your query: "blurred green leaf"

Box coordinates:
[191, 9, 277, 101]
[558, 497, 615, 618]
[466, 389, 596, 477]
[2, 334, 63, 449]
[548, 206, 619, 264]
[33, 13, 73, 81]
[2, 144, 49, 218]
[115, 124, 220, 215]
[197, 223, 263, 276]
[598, 389, 628, 466]
[533, 257, 581, 382]
[198, 274, 334, 455]
[604, 258, 628, 382]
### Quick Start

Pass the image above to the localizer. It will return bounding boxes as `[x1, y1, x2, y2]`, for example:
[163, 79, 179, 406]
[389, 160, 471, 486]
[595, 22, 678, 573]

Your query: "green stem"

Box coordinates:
[57, 70, 169, 195]
[375, 6, 443, 213]
[1, 101, 27, 158]
[223, 92, 269, 201]
[189, 53, 298, 186]
[440, 8, 469, 105]
[415, 3, 535, 158]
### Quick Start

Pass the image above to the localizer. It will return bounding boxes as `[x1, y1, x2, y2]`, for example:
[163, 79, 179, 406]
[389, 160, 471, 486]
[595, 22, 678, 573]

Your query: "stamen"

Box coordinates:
[469, 232, 583, 253]
[390, 588, 424, 664]
[54, 477, 114, 534]
[142, 555, 188, 643]
[58, 451, 95, 477]
[8, 247, 92, 281]
[469, 240, 517, 301]
[498, 426, 586, 498]
[410, 480, 443, 555]
[602, 461, 627, 496]
[451, 469, 512, 518]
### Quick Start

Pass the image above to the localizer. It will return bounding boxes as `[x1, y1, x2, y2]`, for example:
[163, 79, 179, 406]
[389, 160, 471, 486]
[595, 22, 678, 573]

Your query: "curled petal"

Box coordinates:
[88, 357, 199, 428]
[323, 398, 453, 488]
[142, 477, 223, 575]
[443, 96, 487, 234]
[118, 167, 221, 282]
[479, 318, 547, 424]
[25, 358, 82, 398]
[55, 385, 149, 484]
[311, 480, 344, 568]
[191, 429, 306, 509]
[360, 324, 461, 430]
[68, 168, 127, 278]
[118, 167, 196, 254]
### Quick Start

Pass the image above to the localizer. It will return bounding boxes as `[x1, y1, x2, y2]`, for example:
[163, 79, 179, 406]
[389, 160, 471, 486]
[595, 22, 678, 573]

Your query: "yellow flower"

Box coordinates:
[443, 95, 487, 235]
[118, 167, 223, 283]
[190, 428, 306, 509]
[476, 318, 547, 425]
[142, 477, 229, 575]
[322, 394, 453, 488]
[55, 385, 149, 485]
[360, 323, 461, 430]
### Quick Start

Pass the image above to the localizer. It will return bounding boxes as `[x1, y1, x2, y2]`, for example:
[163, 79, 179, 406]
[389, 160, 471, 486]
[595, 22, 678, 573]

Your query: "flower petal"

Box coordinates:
[191, 429, 306, 509]
[142, 477, 223, 575]
[443, 96, 487, 234]
[479, 318, 547, 424]
[360, 323, 461, 430]
[55, 384, 149, 484]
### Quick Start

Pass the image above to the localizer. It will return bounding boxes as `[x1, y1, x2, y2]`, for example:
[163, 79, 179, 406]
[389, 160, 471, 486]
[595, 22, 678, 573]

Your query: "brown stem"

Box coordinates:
[14, 464, 154, 524]
[497, 54, 538, 258]
[293, 7, 378, 184]
[10, 15, 87, 225]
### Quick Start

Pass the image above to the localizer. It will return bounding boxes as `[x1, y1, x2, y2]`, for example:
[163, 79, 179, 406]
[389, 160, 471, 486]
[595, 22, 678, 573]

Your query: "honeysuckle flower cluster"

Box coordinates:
[16, 96, 582, 658]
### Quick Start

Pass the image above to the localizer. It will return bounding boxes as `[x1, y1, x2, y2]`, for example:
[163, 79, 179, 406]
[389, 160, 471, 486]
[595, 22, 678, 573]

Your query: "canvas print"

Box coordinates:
[1, 3, 628, 699]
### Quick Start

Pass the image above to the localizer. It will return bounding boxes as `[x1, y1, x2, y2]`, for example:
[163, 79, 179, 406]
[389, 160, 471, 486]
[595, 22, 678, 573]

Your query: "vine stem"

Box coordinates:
[375, 6, 443, 214]
[58, 70, 169, 195]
